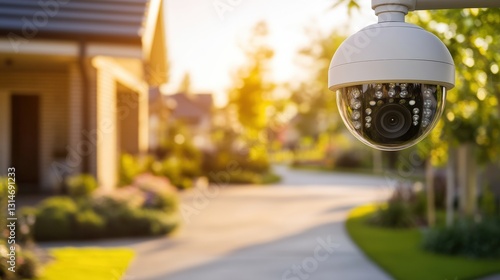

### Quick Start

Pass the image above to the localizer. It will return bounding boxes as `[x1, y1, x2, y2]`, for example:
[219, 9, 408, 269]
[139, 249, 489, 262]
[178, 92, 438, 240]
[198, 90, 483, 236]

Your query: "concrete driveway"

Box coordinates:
[123, 166, 394, 280]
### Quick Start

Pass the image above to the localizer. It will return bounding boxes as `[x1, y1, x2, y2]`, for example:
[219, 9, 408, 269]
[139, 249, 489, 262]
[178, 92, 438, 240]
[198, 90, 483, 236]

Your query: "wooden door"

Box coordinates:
[11, 95, 40, 193]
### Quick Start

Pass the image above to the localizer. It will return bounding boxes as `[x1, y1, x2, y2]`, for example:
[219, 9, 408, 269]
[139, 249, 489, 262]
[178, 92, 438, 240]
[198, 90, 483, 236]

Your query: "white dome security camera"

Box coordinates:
[328, 0, 455, 151]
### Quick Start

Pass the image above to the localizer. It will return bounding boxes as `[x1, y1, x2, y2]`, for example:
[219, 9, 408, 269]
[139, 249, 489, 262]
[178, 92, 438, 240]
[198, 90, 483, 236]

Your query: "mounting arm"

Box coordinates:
[414, 0, 500, 10]
[372, 0, 500, 22]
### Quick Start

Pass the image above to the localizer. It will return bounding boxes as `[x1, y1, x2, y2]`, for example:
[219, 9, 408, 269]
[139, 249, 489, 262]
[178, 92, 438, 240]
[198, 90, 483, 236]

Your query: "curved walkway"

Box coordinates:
[123, 166, 394, 280]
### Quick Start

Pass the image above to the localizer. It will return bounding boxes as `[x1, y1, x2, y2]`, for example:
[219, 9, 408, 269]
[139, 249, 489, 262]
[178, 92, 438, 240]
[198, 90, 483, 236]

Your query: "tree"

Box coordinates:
[178, 72, 191, 94]
[291, 28, 346, 138]
[409, 9, 500, 220]
[330, 0, 360, 15]
[229, 21, 275, 140]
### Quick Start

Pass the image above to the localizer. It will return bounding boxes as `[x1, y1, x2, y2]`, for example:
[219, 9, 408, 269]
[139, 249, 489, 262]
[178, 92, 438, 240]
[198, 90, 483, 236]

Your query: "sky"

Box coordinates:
[164, 0, 377, 106]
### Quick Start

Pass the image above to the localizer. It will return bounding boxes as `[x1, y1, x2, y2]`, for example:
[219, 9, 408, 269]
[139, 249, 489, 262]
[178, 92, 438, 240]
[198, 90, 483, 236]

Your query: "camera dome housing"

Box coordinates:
[328, 20, 455, 151]
[337, 83, 446, 150]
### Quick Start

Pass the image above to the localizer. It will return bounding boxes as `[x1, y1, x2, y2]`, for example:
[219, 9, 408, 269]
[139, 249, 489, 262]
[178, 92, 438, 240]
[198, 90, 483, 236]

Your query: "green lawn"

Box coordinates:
[39, 248, 135, 280]
[346, 205, 500, 280]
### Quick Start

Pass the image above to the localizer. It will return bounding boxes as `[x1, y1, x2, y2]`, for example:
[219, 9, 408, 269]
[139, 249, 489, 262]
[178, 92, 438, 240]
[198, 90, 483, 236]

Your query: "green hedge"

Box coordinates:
[31, 174, 180, 241]
[34, 197, 78, 241]
[65, 174, 98, 198]
[423, 219, 500, 258]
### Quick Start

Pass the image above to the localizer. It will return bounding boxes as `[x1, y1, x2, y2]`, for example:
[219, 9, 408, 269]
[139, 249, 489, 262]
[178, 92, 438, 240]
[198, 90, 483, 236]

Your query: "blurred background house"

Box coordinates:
[0, 0, 167, 193]
[149, 89, 214, 153]
[166, 92, 214, 151]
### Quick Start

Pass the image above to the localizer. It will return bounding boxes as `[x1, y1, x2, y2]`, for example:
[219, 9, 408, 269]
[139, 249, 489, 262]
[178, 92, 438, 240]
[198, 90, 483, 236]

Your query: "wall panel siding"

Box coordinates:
[0, 69, 69, 192]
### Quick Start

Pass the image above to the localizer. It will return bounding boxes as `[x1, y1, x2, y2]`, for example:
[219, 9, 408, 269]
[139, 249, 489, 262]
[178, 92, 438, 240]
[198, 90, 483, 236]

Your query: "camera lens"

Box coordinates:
[374, 104, 412, 139]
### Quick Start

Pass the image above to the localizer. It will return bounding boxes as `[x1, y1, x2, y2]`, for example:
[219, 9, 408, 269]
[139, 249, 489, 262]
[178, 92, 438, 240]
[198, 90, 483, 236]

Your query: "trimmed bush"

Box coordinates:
[16, 250, 40, 279]
[124, 209, 178, 236]
[227, 170, 261, 184]
[0, 243, 41, 280]
[74, 210, 105, 239]
[140, 210, 179, 235]
[91, 204, 178, 238]
[65, 174, 98, 198]
[0, 243, 15, 280]
[119, 154, 143, 186]
[89, 174, 180, 238]
[101, 207, 142, 237]
[33, 197, 78, 241]
[423, 219, 500, 258]
[132, 174, 179, 212]
[31, 174, 180, 241]
[90, 193, 143, 237]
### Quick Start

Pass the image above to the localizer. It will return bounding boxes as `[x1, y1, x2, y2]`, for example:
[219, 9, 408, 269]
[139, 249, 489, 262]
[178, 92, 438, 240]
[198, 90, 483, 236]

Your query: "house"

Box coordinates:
[165, 92, 213, 150]
[148, 86, 172, 152]
[0, 0, 168, 193]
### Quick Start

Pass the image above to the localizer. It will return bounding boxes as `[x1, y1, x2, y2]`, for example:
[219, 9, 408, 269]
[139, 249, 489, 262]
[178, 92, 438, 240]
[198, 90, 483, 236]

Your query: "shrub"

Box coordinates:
[90, 192, 142, 237]
[411, 190, 427, 222]
[33, 197, 78, 241]
[369, 185, 417, 228]
[133, 173, 176, 193]
[132, 174, 179, 213]
[260, 172, 281, 184]
[119, 154, 142, 186]
[0, 243, 15, 280]
[423, 219, 500, 258]
[31, 174, 180, 241]
[145, 191, 179, 213]
[119, 154, 160, 186]
[91, 204, 177, 238]
[140, 210, 179, 235]
[16, 250, 40, 279]
[0, 243, 41, 280]
[480, 184, 498, 217]
[18, 207, 38, 244]
[174, 178, 193, 190]
[65, 174, 98, 198]
[156, 157, 182, 186]
[74, 210, 105, 239]
[92, 187, 145, 212]
[90, 175, 179, 238]
[240, 157, 270, 174]
[227, 170, 261, 184]
[104, 208, 142, 237]
[370, 201, 415, 228]
[179, 158, 202, 178]
[125, 209, 178, 236]
[0, 177, 16, 224]
[334, 151, 364, 169]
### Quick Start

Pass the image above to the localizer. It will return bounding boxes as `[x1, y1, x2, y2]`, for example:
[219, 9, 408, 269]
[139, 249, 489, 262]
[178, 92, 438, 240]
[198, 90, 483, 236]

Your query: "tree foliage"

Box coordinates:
[178, 72, 192, 94]
[330, 0, 361, 15]
[291, 28, 346, 138]
[408, 9, 500, 164]
[229, 21, 274, 137]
